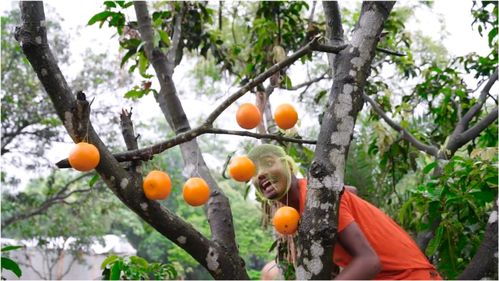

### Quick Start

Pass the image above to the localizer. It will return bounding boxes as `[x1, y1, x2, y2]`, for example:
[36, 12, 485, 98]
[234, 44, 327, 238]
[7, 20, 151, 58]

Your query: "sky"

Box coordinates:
[1, 1, 494, 191]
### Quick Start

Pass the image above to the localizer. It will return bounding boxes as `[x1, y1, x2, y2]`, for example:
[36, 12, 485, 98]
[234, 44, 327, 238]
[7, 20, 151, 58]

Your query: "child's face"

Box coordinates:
[252, 154, 290, 200]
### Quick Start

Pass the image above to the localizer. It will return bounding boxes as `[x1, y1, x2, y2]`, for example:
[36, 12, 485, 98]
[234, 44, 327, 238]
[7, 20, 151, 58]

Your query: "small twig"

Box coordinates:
[362, 91, 439, 156]
[376, 47, 406, 57]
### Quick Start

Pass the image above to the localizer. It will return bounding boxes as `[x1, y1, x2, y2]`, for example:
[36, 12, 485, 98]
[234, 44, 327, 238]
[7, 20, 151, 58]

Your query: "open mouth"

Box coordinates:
[259, 177, 278, 199]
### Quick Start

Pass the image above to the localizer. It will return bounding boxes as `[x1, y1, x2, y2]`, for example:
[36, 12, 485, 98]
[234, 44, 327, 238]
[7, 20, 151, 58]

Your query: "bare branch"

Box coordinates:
[448, 107, 498, 153]
[459, 69, 498, 131]
[166, 2, 184, 74]
[376, 47, 406, 57]
[322, 1, 344, 68]
[120, 108, 142, 177]
[308, 0, 317, 24]
[282, 71, 329, 91]
[205, 35, 346, 125]
[2, 173, 93, 228]
[17, 4, 224, 279]
[362, 91, 439, 156]
[56, 127, 316, 168]
[323, 1, 344, 45]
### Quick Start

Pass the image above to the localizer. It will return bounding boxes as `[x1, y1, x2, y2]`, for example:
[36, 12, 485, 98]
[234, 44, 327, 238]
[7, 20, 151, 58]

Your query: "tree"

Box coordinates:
[14, 1, 497, 279]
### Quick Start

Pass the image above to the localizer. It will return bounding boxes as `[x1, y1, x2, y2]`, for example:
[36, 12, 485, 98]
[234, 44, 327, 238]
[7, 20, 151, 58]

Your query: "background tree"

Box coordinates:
[12, 1, 497, 279]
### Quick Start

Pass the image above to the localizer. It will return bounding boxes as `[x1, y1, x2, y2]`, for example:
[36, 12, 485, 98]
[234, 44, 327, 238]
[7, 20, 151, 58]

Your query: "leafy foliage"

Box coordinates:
[1, 245, 23, 279]
[399, 153, 497, 279]
[101, 254, 177, 280]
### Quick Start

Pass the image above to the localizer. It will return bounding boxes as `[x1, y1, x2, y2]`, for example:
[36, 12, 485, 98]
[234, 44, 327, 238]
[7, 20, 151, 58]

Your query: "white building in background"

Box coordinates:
[1, 235, 136, 280]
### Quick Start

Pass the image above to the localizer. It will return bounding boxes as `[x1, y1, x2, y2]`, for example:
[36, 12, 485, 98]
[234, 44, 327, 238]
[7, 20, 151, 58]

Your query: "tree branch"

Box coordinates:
[120, 107, 142, 178]
[375, 47, 406, 57]
[322, 1, 344, 68]
[17, 3, 224, 279]
[1, 173, 92, 228]
[166, 2, 184, 74]
[56, 127, 316, 168]
[205, 35, 346, 125]
[282, 71, 329, 91]
[457, 69, 498, 133]
[447, 107, 498, 153]
[362, 91, 439, 156]
[134, 2, 250, 278]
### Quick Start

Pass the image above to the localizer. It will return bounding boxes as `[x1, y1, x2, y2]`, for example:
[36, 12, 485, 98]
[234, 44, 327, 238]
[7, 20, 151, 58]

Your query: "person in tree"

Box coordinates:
[249, 144, 442, 280]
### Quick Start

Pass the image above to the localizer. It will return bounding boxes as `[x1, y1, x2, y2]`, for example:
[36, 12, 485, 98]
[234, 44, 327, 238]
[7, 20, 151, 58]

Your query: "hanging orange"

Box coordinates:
[68, 142, 100, 172]
[143, 170, 172, 200]
[274, 103, 298, 129]
[273, 206, 300, 235]
[228, 155, 256, 182]
[183, 177, 211, 206]
[236, 103, 262, 129]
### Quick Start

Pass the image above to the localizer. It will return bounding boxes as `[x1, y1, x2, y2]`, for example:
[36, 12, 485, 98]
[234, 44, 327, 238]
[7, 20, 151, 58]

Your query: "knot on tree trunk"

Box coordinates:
[310, 160, 329, 179]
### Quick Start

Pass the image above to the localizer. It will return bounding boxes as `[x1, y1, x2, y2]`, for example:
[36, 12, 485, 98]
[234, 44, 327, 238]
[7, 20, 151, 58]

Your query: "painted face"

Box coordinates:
[252, 154, 290, 200]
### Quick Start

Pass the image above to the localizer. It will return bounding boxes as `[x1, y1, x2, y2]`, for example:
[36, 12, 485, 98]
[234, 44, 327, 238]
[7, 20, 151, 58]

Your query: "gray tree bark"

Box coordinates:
[296, 2, 395, 279]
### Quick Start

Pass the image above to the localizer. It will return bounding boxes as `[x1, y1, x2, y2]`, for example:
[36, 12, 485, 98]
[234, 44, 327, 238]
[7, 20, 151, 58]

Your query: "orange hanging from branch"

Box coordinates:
[274, 103, 298, 129]
[236, 103, 262, 130]
[68, 142, 100, 172]
[228, 155, 256, 182]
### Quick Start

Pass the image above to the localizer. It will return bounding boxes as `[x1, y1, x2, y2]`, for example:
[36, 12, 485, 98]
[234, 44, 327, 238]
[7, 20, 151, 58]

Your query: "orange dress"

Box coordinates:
[297, 179, 442, 280]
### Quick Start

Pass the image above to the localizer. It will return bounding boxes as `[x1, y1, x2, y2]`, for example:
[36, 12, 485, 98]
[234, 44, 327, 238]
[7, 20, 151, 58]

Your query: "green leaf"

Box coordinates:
[158, 30, 171, 46]
[426, 224, 444, 256]
[88, 11, 113, 26]
[283, 75, 292, 89]
[88, 174, 100, 187]
[129, 256, 148, 268]
[268, 239, 278, 252]
[123, 1, 134, 8]
[488, 27, 497, 46]
[101, 255, 119, 270]
[1, 257, 22, 278]
[109, 260, 122, 280]
[1, 245, 23, 252]
[423, 162, 437, 174]
[120, 49, 136, 68]
[138, 52, 152, 79]
[104, 1, 116, 8]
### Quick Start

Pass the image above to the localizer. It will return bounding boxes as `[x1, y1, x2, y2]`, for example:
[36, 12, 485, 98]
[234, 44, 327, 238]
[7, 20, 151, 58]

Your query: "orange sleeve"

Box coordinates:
[338, 192, 355, 232]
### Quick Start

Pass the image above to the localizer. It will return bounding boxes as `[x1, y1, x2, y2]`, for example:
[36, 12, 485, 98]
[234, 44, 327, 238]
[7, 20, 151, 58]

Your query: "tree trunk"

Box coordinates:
[457, 198, 498, 279]
[296, 2, 395, 279]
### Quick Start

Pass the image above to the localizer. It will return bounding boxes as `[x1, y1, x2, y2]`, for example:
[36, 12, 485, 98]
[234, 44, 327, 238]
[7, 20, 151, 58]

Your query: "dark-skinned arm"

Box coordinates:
[334, 222, 381, 280]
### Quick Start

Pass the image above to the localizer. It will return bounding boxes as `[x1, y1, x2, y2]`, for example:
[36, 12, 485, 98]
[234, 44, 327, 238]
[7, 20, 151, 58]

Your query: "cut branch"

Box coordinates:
[362, 91, 439, 156]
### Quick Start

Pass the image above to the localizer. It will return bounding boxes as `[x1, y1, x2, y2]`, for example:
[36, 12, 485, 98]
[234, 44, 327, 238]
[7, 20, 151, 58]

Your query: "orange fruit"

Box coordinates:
[183, 177, 210, 206]
[274, 103, 298, 129]
[228, 155, 256, 182]
[143, 170, 172, 200]
[236, 103, 262, 129]
[68, 142, 100, 172]
[273, 206, 300, 235]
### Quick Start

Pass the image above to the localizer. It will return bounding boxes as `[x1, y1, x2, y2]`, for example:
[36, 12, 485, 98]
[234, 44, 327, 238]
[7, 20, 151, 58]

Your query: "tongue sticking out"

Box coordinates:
[260, 179, 278, 199]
